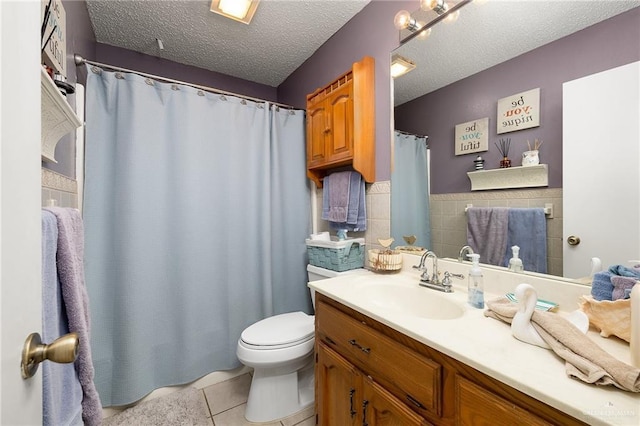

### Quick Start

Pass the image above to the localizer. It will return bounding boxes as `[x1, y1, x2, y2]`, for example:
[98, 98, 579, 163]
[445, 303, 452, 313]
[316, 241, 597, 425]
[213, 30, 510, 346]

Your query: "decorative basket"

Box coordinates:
[579, 295, 631, 342]
[368, 249, 403, 272]
[305, 238, 365, 272]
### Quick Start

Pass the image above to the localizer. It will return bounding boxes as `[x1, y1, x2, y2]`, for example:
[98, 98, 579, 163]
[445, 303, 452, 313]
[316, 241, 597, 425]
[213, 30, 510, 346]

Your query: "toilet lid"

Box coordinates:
[241, 312, 314, 347]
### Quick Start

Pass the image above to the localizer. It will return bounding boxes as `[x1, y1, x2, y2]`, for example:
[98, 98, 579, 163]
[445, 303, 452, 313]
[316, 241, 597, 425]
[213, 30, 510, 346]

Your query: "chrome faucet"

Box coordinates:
[413, 250, 431, 271]
[414, 250, 440, 283]
[423, 251, 440, 284]
[458, 245, 475, 262]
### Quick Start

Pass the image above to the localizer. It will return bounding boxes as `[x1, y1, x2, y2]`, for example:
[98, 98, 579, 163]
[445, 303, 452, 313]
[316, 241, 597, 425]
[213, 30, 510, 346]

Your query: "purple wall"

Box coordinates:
[46, 0, 279, 179]
[279, 1, 419, 183]
[95, 44, 278, 103]
[395, 8, 640, 194]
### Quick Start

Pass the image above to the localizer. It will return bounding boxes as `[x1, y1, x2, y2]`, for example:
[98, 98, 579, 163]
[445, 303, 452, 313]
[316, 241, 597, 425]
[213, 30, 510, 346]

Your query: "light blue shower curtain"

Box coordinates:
[391, 131, 431, 250]
[83, 66, 311, 406]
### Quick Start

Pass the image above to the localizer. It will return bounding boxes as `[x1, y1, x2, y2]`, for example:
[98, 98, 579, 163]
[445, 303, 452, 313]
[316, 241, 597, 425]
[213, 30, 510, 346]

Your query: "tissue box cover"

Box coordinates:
[305, 238, 365, 272]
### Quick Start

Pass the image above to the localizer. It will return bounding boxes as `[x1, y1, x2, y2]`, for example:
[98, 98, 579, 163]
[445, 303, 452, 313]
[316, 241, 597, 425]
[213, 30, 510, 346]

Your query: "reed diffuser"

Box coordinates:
[495, 138, 511, 168]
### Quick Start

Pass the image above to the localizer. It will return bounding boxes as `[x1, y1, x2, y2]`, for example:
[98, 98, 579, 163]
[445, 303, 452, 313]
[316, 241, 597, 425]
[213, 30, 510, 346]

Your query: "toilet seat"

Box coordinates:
[240, 311, 314, 350]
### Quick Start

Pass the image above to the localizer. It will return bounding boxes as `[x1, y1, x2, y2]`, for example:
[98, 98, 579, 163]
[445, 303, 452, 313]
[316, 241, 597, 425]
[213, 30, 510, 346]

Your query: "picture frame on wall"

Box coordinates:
[41, 0, 67, 78]
[455, 117, 489, 156]
[497, 88, 540, 134]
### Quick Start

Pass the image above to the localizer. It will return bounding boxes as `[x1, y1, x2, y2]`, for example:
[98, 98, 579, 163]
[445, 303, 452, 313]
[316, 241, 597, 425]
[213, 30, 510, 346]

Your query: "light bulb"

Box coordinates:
[421, 0, 448, 15]
[417, 26, 432, 40]
[445, 10, 460, 23]
[393, 10, 412, 30]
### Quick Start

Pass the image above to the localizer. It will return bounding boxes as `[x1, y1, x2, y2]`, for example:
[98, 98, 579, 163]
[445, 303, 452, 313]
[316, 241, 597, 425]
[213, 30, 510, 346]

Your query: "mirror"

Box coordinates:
[391, 1, 639, 280]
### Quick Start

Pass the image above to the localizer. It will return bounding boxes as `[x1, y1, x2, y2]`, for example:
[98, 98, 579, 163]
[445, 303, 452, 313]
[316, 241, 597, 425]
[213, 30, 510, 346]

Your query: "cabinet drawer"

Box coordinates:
[455, 375, 551, 426]
[316, 300, 442, 417]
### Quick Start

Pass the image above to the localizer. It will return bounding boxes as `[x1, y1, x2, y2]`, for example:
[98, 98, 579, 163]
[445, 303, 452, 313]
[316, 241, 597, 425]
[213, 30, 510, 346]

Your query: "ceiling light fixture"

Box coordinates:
[395, 0, 472, 44]
[210, 0, 260, 24]
[390, 54, 416, 79]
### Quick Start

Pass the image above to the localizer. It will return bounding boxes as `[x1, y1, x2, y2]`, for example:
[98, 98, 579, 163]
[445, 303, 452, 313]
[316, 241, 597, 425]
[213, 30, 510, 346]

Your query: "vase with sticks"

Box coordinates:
[495, 138, 511, 168]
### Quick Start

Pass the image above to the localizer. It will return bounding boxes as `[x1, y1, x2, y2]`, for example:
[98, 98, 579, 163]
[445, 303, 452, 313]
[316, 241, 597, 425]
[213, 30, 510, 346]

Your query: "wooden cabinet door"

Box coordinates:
[362, 376, 431, 426]
[306, 100, 328, 168]
[455, 375, 551, 426]
[317, 343, 360, 426]
[325, 81, 354, 164]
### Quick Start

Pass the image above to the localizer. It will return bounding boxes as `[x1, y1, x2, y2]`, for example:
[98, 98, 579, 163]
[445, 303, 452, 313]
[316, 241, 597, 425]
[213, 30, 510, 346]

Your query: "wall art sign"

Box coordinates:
[41, 0, 67, 77]
[455, 117, 489, 156]
[497, 88, 540, 134]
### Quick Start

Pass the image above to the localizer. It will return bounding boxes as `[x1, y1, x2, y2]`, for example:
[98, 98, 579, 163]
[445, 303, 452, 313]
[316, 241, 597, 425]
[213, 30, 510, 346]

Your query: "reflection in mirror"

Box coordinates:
[391, 1, 640, 281]
[390, 131, 430, 252]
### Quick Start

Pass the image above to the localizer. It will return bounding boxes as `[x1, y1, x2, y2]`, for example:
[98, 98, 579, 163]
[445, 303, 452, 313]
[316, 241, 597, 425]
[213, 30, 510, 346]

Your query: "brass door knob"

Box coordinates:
[21, 332, 79, 379]
[567, 235, 581, 246]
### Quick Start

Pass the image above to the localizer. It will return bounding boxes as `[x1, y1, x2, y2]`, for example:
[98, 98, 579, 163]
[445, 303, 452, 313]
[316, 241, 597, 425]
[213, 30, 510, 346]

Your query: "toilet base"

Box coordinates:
[244, 356, 314, 423]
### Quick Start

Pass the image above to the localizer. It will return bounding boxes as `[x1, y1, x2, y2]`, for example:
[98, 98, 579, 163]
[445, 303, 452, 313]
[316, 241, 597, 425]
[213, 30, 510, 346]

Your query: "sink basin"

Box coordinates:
[360, 283, 464, 320]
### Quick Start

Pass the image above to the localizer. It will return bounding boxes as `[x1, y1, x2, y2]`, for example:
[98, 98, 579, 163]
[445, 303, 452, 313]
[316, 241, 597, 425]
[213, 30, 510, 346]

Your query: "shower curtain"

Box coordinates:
[83, 66, 311, 406]
[391, 131, 431, 250]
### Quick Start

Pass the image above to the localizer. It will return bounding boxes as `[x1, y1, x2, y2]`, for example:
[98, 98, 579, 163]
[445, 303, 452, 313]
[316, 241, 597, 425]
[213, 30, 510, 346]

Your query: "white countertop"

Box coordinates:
[308, 256, 640, 426]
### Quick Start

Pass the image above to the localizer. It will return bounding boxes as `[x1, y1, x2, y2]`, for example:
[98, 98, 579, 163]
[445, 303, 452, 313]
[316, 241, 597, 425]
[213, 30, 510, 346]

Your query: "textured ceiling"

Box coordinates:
[86, 0, 370, 87]
[393, 1, 639, 106]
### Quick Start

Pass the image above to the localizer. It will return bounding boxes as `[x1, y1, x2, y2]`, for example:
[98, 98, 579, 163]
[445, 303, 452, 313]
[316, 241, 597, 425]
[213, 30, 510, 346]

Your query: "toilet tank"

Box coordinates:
[307, 264, 365, 309]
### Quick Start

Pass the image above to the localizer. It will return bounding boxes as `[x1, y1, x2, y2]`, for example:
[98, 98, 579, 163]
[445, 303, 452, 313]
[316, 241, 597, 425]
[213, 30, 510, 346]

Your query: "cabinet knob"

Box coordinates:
[324, 128, 331, 134]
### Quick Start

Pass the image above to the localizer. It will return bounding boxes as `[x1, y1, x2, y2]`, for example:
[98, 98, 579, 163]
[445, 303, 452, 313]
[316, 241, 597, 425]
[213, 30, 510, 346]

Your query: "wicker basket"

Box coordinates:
[305, 238, 365, 272]
[368, 249, 403, 272]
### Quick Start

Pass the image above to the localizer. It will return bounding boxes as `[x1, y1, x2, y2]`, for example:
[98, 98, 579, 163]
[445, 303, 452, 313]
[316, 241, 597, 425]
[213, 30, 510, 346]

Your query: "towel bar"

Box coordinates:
[464, 203, 553, 218]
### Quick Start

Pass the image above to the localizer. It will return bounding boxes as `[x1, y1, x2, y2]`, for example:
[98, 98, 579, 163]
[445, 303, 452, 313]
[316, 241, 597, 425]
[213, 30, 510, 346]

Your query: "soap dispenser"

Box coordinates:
[468, 253, 484, 309]
[508, 245, 524, 273]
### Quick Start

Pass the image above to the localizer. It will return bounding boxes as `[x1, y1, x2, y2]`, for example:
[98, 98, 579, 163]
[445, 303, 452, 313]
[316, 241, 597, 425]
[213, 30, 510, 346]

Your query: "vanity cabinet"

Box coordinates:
[315, 293, 587, 426]
[306, 56, 375, 188]
[455, 376, 550, 426]
[317, 343, 427, 425]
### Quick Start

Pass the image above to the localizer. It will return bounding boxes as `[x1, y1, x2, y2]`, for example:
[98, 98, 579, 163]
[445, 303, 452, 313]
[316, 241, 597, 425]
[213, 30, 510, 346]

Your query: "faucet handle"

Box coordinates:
[442, 271, 464, 286]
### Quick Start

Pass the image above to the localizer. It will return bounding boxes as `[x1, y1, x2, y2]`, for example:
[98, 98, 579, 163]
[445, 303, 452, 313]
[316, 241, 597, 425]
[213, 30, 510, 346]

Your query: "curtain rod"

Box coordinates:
[395, 129, 429, 140]
[74, 54, 298, 110]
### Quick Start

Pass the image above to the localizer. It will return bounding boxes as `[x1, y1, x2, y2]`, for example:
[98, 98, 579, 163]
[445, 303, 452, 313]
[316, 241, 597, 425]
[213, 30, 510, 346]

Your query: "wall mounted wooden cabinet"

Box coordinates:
[306, 56, 375, 188]
[315, 294, 587, 426]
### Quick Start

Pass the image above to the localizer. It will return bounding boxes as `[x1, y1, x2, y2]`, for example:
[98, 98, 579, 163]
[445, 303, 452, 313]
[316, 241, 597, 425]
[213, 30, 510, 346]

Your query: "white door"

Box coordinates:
[1, 1, 43, 424]
[562, 62, 640, 278]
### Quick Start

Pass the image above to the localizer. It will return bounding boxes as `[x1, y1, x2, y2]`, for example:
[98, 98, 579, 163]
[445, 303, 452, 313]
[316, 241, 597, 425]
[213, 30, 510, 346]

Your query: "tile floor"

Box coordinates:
[200, 373, 315, 426]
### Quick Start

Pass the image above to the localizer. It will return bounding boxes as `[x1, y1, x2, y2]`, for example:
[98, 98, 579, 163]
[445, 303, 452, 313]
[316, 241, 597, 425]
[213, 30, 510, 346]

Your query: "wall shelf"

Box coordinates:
[41, 67, 82, 163]
[467, 164, 548, 191]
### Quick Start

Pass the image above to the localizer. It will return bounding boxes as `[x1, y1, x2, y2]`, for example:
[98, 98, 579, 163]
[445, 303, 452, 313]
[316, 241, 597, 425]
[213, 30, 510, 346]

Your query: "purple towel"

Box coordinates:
[328, 172, 367, 232]
[466, 207, 509, 266]
[322, 171, 351, 222]
[44, 207, 102, 426]
[611, 276, 637, 300]
[42, 211, 83, 426]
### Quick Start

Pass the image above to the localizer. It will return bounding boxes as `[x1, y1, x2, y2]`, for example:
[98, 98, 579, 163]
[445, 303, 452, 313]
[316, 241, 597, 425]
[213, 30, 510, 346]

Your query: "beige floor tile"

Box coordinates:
[204, 373, 252, 415]
[280, 405, 315, 426]
[290, 417, 315, 426]
[212, 404, 281, 426]
[197, 389, 213, 419]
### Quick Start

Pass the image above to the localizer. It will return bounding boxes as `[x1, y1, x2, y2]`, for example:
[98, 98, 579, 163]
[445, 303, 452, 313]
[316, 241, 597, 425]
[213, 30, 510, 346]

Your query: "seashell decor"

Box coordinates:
[579, 295, 631, 342]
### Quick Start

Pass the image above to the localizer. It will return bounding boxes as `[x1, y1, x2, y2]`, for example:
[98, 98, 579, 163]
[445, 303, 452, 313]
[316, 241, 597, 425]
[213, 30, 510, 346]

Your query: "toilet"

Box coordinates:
[236, 264, 364, 423]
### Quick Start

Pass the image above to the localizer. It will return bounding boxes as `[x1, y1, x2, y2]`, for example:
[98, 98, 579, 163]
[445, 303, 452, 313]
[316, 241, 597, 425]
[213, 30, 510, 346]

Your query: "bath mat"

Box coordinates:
[102, 387, 211, 426]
